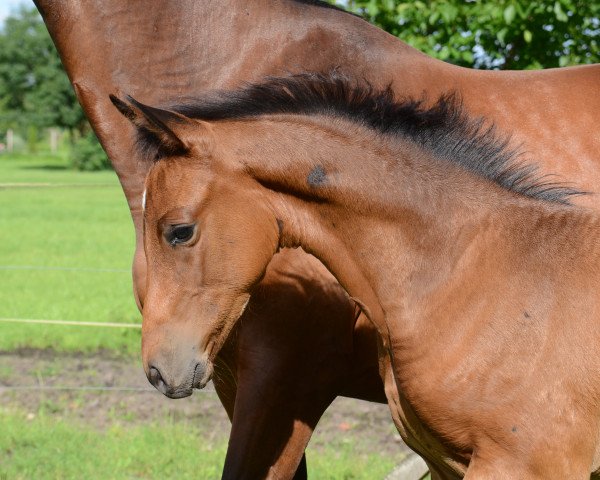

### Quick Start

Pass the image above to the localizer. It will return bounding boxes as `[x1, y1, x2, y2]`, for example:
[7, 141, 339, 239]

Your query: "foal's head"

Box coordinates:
[111, 95, 280, 398]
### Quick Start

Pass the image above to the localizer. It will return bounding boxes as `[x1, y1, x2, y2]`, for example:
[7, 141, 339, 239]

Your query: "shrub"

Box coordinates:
[70, 132, 111, 171]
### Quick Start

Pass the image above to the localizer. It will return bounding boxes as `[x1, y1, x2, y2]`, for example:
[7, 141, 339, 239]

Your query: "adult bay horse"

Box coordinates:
[36, 0, 600, 477]
[35, 0, 600, 310]
[112, 74, 600, 479]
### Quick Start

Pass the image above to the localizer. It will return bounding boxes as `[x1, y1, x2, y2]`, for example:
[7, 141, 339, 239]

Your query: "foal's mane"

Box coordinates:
[151, 73, 583, 204]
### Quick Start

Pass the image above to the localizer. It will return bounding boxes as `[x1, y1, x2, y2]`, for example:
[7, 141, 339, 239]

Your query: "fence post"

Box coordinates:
[50, 128, 58, 153]
[7, 128, 14, 152]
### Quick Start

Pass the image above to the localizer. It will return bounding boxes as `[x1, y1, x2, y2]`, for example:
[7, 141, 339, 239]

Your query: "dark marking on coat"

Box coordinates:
[523, 311, 530, 319]
[277, 218, 284, 237]
[512, 426, 518, 433]
[307, 165, 327, 188]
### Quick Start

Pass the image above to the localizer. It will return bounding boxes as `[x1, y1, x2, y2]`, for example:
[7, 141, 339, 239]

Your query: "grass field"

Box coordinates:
[0, 152, 404, 479]
[0, 152, 141, 354]
[0, 408, 228, 479]
[0, 407, 396, 480]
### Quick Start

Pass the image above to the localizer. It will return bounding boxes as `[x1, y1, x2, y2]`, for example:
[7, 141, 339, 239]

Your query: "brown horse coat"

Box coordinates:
[214, 250, 385, 478]
[36, 0, 600, 478]
[114, 76, 600, 479]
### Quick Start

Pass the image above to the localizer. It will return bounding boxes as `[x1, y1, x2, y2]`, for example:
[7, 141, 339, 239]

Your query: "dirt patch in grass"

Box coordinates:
[0, 349, 409, 461]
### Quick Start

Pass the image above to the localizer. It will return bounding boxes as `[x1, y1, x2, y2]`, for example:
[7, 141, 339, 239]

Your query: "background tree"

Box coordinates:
[0, 2, 597, 157]
[337, 0, 599, 69]
[0, 6, 108, 169]
[0, 6, 85, 135]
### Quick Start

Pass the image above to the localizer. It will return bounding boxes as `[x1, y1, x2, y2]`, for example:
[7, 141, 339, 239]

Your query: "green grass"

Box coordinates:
[307, 444, 397, 479]
[0, 153, 141, 354]
[0, 407, 395, 479]
[0, 408, 227, 479]
[0, 152, 116, 185]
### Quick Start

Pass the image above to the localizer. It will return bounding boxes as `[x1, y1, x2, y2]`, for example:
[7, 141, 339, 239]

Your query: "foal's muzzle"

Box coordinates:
[146, 359, 212, 399]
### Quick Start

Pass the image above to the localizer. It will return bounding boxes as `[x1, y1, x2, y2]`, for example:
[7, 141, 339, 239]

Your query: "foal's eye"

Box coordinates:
[166, 224, 196, 246]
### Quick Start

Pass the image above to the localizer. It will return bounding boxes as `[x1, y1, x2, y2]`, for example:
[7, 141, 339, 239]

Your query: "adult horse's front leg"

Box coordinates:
[212, 330, 314, 480]
[213, 317, 315, 480]
[211, 305, 321, 479]
[213, 249, 368, 479]
[218, 340, 329, 480]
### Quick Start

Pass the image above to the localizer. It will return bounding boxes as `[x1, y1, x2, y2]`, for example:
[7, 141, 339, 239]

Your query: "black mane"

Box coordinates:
[154, 73, 583, 205]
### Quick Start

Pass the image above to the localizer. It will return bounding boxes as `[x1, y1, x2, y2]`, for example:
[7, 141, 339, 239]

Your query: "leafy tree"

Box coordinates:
[338, 0, 599, 69]
[0, 6, 85, 133]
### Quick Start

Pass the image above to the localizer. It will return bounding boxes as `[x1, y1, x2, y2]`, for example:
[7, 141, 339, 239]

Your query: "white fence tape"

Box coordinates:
[0, 318, 141, 328]
[0, 265, 129, 272]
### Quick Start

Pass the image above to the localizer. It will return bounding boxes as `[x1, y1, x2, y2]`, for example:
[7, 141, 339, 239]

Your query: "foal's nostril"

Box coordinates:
[148, 366, 167, 392]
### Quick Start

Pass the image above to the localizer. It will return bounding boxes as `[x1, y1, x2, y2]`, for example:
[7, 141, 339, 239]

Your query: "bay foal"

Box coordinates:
[38, 1, 600, 476]
[112, 75, 600, 479]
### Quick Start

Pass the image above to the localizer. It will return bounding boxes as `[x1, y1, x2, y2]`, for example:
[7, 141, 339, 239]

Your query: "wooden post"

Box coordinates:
[6, 129, 14, 152]
[50, 128, 58, 153]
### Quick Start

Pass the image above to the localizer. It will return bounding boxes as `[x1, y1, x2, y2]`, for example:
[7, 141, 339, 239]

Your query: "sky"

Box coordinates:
[0, 0, 34, 25]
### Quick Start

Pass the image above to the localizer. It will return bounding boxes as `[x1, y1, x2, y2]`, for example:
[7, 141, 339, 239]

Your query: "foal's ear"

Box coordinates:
[109, 94, 202, 157]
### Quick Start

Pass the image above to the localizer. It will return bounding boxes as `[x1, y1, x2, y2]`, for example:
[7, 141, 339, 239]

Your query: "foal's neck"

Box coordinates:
[219, 115, 580, 336]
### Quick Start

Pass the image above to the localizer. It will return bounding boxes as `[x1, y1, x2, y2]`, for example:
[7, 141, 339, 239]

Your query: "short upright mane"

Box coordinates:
[162, 73, 583, 204]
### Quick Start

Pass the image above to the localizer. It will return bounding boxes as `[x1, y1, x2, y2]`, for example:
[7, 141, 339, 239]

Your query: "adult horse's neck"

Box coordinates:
[35, 0, 600, 202]
[36, 0, 600, 311]
[34, 0, 439, 192]
[215, 113, 581, 344]
[35, 0, 452, 309]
